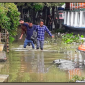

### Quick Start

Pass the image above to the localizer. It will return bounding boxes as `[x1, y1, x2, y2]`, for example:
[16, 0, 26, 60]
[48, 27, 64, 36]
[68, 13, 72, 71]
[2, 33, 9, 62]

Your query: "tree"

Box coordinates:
[16, 2, 65, 26]
[0, 3, 20, 43]
[16, 3, 45, 24]
[48, 3, 65, 29]
[42, 3, 65, 28]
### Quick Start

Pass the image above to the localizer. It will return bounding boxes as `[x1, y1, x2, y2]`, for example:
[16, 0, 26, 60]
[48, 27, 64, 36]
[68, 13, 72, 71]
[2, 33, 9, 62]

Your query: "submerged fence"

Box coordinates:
[0, 29, 9, 53]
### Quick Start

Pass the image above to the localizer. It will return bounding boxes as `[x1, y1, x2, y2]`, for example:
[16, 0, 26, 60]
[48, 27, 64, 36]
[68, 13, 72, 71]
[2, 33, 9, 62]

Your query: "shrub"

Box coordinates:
[62, 33, 84, 44]
[0, 3, 20, 43]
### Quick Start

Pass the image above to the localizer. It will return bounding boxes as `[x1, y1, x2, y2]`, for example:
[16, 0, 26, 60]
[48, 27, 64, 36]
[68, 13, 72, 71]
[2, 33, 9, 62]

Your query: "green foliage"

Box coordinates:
[27, 3, 33, 8]
[33, 3, 45, 11]
[16, 2, 25, 7]
[81, 35, 84, 38]
[16, 2, 32, 9]
[9, 36, 15, 43]
[16, 2, 65, 11]
[16, 2, 45, 11]
[0, 3, 20, 43]
[69, 75, 85, 82]
[62, 33, 83, 44]
[46, 3, 65, 7]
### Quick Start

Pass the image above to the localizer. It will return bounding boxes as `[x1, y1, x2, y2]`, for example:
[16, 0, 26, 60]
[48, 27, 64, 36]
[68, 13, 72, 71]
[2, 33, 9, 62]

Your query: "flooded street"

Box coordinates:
[1, 2, 85, 83]
[0, 34, 85, 82]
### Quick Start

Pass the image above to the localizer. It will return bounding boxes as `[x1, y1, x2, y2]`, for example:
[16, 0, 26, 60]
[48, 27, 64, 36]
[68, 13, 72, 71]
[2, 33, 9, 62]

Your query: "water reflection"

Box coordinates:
[67, 50, 85, 80]
[2, 34, 85, 82]
[84, 60, 85, 65]
[74, 53, 78, 63]
[12, 42, 85, 82]
[68, 68, 81, 80]
[70, 51, 73, 61]
[53, 49, 85, 76]
[23, 51, 53, 74]
[37, 52, 44, 73]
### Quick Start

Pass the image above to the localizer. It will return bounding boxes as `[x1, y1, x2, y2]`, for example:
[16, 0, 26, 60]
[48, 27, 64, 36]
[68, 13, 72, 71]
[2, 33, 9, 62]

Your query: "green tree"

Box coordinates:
[33, 3, 45, 11]
[16, 2, 45, 24]
[16, 2, 65, 25]
[0, 3, 20, 43]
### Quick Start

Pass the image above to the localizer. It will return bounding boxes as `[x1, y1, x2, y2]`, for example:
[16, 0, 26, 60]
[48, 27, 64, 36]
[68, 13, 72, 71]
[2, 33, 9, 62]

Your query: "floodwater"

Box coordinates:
[0, 33, 85, 82]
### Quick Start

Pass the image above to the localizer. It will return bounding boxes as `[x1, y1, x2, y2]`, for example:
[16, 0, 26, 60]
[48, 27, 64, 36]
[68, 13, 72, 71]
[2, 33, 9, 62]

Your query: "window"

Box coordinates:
[73, 3, 77, 6]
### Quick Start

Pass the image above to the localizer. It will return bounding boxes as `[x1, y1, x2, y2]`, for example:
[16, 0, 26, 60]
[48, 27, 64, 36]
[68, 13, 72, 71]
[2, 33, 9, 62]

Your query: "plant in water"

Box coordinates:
[69, 75, 85, 82]
[81, 39, 84, 45]
[80, 35, 84, 44]
[62, 33, 84, 44]
[81, 35, 84, 38]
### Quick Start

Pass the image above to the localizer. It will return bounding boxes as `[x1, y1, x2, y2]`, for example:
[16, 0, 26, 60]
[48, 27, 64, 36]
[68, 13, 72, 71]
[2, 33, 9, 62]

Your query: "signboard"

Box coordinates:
[56, 12, 64, 19]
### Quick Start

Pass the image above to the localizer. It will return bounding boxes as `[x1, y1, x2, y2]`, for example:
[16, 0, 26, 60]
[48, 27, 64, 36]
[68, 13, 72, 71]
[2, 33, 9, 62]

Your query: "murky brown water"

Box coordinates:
[0, 33, 85, 82]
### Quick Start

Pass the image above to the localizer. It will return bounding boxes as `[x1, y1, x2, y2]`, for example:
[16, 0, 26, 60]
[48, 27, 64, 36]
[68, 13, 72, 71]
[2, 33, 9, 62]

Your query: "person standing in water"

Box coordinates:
[35, 19, 54, 50]
[19, 21, 36, 49]
[48, 15, 53, 31]
[19, 19, 29, 39]
[19, 19, 32, 46]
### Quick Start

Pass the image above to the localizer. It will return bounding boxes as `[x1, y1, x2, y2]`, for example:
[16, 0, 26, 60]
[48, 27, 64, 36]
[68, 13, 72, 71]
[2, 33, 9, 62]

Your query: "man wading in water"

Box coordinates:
[19, 19, 31, 46]
[35, 20, 54, 50]
[19, 19, 29, 39]
[19, 20, 37, 49]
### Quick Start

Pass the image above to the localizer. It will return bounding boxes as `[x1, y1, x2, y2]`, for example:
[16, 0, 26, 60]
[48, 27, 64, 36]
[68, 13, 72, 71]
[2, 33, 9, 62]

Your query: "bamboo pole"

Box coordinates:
[6, 30, 9, 53]
[0, 27, 1, 43]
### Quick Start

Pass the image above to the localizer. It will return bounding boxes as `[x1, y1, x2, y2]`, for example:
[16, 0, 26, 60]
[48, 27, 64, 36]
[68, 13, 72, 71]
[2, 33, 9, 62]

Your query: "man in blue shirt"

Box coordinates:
[19, 21, 36, 49]
[36, 20, 54, 50]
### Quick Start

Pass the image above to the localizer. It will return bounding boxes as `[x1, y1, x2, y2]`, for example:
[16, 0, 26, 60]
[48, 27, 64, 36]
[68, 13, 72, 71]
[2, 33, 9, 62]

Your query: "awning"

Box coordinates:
[58, 7, 65, 10]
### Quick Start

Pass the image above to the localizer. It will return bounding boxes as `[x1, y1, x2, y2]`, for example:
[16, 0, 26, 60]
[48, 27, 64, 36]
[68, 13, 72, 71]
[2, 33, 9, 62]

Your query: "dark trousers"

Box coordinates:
[48, 24, 52, 31]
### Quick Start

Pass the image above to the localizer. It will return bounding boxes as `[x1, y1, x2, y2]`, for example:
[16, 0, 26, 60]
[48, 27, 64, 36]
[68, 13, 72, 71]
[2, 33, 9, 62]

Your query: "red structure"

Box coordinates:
[65, 2, 70, 10]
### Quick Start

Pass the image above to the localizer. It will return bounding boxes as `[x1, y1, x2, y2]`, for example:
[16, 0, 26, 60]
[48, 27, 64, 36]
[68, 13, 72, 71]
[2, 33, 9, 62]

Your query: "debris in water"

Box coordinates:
[53, 59, 78, 70]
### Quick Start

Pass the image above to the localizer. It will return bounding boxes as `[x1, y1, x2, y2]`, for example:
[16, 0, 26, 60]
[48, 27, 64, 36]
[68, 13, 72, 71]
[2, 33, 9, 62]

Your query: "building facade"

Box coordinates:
[64, 3, 85, 28]
[63, 3, 85, 36]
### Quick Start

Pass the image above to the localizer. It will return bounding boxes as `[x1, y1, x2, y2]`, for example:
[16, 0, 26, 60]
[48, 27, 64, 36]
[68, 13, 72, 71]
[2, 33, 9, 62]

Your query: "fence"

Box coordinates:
[0, 29, 9, 53]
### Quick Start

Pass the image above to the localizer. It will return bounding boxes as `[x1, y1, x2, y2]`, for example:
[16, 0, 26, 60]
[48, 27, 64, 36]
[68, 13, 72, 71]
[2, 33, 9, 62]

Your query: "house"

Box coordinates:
[63, 3, 85, 36]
